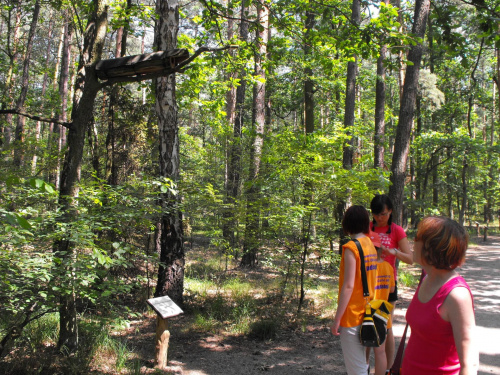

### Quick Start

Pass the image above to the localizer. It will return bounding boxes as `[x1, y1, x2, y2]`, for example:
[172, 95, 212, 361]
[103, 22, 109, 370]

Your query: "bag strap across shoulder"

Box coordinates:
[353, 239, 370, 297]
[390, 270, 426, 374]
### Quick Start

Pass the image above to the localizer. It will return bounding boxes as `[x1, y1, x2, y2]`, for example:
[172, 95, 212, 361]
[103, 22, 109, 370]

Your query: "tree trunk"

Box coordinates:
[241, 3, 268, 268]
[261, 15, 273, 231]
[55, 0, 109, 352]
[388, 0, 430, 225]
[304, 10, 315, 135]
[13, 0, 40, 167]
[374, 1, 389, 169]
[488, 70, 497, 223]
[224, 2, 249, 251]
[32, 13, 55, 175]
[395, 0, 406, 99]
[297, 5, 317, 307]
[47, 23, 64, 185]
[342, 0, 360, 171]
[153, 0, 185, 305]
[412, 95, 422, 225]
[459, 39, 483, 225]
[222, 0, 237, 248]
[497, 32, 500, 131]
[336, 0, 360, 229]
[48, 13, 72, 188]
[106, 0, 131, 185]
[427, 16, 439, 210]
[1, 1, 21, 150]
[459, 157, 467, 225]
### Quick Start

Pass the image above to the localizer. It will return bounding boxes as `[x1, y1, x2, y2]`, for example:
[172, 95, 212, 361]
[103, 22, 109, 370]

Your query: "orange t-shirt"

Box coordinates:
[374, 260, 395, 328]
[339, 236, 378, 327]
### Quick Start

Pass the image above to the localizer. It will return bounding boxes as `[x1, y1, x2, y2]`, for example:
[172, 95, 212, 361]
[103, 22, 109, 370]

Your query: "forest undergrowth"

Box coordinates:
[0, 235, 421, 375]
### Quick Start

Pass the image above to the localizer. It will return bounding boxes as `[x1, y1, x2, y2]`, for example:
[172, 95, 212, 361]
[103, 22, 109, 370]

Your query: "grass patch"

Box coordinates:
[24, 313, 59, 351]
[81, 317, 143, 374]
[223, 277, 252, 298]
[398, 263, 420, 288]
[310, 282, 338, 319]
[185, 277, 218, 297]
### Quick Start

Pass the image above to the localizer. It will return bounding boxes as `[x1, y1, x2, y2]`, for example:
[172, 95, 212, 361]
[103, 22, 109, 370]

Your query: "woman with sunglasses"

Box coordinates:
[370, 194, 413, 373]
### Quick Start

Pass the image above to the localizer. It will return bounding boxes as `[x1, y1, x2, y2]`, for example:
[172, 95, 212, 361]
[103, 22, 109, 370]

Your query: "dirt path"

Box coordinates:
[155, 236, 500, 375]
[451, 237, 500, 375]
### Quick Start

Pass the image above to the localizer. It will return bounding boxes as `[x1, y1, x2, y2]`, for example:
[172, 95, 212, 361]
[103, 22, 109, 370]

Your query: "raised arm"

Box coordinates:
[396, 237, 413, 265]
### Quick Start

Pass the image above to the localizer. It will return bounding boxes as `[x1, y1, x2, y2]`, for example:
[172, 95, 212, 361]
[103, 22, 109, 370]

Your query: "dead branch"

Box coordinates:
[0, 109, 73, 129]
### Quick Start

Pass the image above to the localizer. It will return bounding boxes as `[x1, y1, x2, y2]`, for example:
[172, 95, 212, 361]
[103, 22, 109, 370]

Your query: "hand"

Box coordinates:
[381, 245, 391, 254]
[331, 319, 341, 336]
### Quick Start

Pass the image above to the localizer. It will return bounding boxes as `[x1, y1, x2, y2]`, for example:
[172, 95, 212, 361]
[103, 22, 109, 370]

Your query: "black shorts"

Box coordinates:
[388, 283, 398, 302]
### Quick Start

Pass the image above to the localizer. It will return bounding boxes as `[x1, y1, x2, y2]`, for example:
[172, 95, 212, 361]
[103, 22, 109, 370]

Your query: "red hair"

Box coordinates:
[415, 216, 468, 270]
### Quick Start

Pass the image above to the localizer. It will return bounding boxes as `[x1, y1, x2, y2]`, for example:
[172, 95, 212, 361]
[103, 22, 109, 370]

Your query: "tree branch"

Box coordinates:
[0, 109, 73, 129]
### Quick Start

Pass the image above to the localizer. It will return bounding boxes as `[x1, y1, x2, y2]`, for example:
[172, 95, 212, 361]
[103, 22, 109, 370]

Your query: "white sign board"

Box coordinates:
[147, 295, 184, 319]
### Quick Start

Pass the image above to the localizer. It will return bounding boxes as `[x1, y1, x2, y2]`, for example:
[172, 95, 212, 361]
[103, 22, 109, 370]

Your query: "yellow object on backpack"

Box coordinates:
[360, 299, 393, 347]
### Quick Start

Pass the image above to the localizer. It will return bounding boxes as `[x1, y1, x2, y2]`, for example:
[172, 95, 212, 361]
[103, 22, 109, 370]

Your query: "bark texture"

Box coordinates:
[374, 1, 389, 170]
[13, 0, 40, 167]
[336, 0, 360, 228]
[241, 3, 268, 267]
[223, 2, 249, 249]
[1, 1, 22, 149]
[342, 0, 360, 171]
[389, 0, 430, 225]
[56, 0, 109, 351]
[304, 10, 315, 135]
[106, 0, 131, 185]
[153, 0, 185, 305]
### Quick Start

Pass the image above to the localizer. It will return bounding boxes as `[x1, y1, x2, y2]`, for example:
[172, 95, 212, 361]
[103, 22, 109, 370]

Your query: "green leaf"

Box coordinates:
[44, 184, 55, 194]
[6, 175, 21, 187]
[16, 215, 32, 230]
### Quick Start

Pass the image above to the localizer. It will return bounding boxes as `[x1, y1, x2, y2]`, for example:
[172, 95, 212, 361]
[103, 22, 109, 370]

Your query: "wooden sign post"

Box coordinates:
[147, 295, 183, 369]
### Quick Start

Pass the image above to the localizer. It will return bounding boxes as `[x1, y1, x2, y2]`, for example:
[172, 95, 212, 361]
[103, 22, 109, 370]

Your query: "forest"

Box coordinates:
[0, 0, 499, 373]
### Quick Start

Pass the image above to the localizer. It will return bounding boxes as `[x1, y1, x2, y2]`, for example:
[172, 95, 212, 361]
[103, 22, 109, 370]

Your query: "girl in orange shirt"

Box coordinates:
[331, 205, 379, 375]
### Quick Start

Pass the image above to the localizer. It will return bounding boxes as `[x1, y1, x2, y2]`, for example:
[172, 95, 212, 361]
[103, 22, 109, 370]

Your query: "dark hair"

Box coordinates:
[415, 216, 468, 270]
[342, 205, 370, 235]
[370, 194, 393, 233]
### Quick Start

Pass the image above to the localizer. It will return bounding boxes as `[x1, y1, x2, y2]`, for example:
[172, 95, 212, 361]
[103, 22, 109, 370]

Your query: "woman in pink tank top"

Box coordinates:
[402, 216, 478, 375]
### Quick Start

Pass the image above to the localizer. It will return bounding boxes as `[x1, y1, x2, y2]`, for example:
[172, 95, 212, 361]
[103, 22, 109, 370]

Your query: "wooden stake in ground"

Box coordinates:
[147, 295, 183, 369]
[155, 315, 171, 368]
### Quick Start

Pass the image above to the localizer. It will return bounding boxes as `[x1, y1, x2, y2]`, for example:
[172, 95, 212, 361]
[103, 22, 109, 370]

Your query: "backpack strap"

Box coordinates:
[353, 239, 370, 297]
[390, 270, 426, 374]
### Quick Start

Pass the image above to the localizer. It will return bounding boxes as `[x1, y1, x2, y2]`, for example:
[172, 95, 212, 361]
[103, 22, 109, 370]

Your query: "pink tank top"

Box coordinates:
[402, 276, 473, 375]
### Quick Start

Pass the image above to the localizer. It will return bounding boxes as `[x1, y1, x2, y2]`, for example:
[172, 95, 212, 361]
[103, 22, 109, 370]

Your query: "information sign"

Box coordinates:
[147, 295, 183, 319]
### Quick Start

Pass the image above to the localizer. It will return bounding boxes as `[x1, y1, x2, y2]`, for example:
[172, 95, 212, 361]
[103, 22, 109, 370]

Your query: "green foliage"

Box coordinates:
[20, 313, 59, 352]
[398, 264, 419, 288]
[1, 0, 500, 369]
[0, 174, 165, 349]
[262, 128, 389, 241]
[189, 291, 256, 334]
